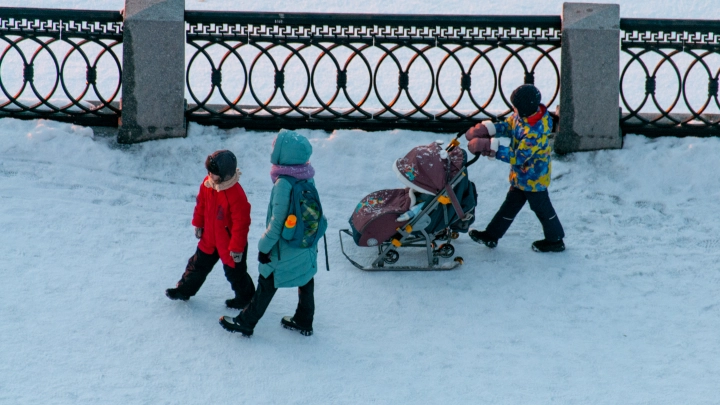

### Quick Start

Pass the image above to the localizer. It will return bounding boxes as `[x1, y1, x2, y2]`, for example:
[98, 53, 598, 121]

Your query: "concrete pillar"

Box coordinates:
[118, 0, 185, 144]
[554, 3, 622, 154]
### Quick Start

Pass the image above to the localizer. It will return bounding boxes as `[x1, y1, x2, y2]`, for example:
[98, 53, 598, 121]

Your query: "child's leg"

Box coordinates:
[239, 273, 278, 327]
[526, 190, 565, 241]
[292, 278, 315, 328]
[485, 187, 527, 239]
[222, 244, 255, 305]
[175, 247, 219, 296]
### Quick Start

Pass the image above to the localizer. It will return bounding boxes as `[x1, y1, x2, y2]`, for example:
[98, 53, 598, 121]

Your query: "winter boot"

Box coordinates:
[469, 229, 498, 248]
[225, 297, 249, 310]
[531, 239, 565, 252]
[281, 316, 313, 336]
[165, 288, 190, 301]
[219, 315, 253, 337]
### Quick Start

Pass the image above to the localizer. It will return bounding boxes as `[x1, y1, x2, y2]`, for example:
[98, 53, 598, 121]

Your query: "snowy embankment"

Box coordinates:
[1, 118, 719, 404]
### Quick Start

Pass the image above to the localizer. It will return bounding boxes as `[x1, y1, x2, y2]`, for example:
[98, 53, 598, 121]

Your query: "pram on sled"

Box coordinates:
[339, 135, 480, 271]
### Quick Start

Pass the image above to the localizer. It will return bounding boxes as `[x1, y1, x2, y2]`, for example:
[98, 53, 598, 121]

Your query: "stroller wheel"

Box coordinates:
[383, 250, 400, 264]
[435, 243, 455, 258]
[450, 232, 460, 240]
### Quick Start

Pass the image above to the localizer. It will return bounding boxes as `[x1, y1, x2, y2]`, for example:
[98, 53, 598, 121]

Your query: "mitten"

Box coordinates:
[468, 137, 491, 154]
[194, 227, 203, 239]
[230, 251, 243, 263]
[257, 251, 271, 264]
[465, 122, 494, 140]
[468, 137, 499, 157]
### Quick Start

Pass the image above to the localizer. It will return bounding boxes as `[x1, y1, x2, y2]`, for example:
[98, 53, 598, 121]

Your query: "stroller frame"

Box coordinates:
[339, 163, 476, 271]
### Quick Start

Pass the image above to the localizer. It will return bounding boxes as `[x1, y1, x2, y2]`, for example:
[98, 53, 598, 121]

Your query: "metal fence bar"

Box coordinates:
[620, 18, 720, 136]
[0, 7, 123, 126]
[185, 11, 562, 132]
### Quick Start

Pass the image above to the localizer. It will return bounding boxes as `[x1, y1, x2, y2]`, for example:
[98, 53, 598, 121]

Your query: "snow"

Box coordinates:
[1, 1, 720, 404]
[1, 0, 713, 18]
[2, 118, 719, 404]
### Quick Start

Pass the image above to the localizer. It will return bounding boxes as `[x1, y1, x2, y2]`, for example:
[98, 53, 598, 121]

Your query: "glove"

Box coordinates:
[468, 137, 499, 157]
[468, 137, 491, 154]
[481, 149, 497, 158]
[194, 227, 203, 239]
[257, 251, 271, 264]
[230, 251, 243, 263]
[465, 122, 490, 140]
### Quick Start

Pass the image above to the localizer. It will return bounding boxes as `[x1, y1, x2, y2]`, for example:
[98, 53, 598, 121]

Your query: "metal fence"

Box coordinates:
[0, 7, 123, 126]
[185, 11, 562, 132]
[620, 18, 720, 136]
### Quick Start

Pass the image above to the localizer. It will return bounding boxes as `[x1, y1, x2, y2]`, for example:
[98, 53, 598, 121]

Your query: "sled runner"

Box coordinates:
[340, 134, 480, 271]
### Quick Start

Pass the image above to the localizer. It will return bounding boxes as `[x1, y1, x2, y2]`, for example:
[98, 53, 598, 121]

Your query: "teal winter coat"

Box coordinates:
[258, 130, 318, 288]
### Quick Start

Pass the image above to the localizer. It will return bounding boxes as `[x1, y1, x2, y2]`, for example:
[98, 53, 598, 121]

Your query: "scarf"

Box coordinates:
[270, 162, 315, 183]
[204, 169, 241, 191]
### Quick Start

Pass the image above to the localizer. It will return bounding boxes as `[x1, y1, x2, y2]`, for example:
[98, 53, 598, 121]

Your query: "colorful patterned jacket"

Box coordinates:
[488, 104, 553, 192]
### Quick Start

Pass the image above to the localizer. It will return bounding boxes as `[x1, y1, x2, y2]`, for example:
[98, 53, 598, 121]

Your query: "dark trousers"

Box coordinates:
[240, 273, 315, 329]
[486, 186, 565, 241]
[176, 245, 255, 304]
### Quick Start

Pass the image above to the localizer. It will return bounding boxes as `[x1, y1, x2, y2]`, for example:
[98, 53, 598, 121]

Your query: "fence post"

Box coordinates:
[555, 3, 622, 154]
[118, 0, 185, 144]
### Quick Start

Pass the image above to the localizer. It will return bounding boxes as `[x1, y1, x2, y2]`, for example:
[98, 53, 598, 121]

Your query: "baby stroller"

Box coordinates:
[339, 135, 480, 271]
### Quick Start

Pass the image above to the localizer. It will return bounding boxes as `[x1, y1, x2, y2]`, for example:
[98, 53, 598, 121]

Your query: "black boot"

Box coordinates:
[469, 229, 498, 248]
[531, 239, 565, 252]
[165, 288, 190, 301]
[281, 316, 313, 336]
[219, 315, 253, 337]
[225, 297, 249, 310]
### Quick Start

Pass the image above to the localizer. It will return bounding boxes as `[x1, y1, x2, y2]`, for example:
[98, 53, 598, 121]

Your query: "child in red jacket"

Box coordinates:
[166, 150, 255, 309]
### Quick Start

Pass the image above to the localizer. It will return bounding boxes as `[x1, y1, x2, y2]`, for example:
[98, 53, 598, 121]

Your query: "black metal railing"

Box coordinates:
[185, 12, 561, 132]
[0, 7, 123, 126]
[620, 18, 720, 136]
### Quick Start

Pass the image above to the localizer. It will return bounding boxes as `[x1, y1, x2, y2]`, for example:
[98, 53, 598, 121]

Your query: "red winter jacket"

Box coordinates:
[192, 177, 251, 268]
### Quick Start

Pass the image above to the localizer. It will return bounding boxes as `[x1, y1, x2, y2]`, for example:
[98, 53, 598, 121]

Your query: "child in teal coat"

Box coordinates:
[220, 129, 319, 337]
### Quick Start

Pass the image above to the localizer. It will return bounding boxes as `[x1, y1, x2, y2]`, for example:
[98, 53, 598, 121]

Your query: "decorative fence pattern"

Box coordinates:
[185, 12, 562, 132]
[0, 7, 123, 126]
[620, 18, 720, 136]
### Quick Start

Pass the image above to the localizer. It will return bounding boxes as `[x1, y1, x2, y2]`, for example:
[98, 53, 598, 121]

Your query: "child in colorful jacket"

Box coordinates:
[466, 84, 565, 252]
[220, 130, 318, 337]
[165, 150, 256, 308]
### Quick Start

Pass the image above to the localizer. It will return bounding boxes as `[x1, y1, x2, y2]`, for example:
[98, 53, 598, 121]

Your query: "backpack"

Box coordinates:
[279, 176, 328, 248]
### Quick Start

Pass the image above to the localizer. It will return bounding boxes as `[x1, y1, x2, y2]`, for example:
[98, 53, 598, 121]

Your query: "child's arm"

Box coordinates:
[495, 125, 548, 167]
[228, 188, 251, 254]
[489, 118, 513, 138]
[191, 181, 206, 229]
[257, 179, 292, 255]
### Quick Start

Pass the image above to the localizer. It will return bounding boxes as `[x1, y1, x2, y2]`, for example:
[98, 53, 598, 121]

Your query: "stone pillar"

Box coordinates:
[554, 3, 622, 154]
[118, 0, 185, 144]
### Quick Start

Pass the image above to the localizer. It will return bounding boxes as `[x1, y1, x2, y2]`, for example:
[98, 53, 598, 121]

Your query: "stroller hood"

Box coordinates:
[393, 142, 465, 194]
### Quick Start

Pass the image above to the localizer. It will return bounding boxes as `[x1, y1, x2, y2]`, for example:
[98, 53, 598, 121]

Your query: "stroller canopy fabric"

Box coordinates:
[393, 142, 465, 195]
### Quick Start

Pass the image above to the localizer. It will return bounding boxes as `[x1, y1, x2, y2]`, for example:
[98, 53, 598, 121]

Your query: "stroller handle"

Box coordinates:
[467, 152, 481, 167]
[447, 127, 481, 167]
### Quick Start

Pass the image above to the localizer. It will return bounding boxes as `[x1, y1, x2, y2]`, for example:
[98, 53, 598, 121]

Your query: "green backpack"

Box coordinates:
[279, 176, 328, 248]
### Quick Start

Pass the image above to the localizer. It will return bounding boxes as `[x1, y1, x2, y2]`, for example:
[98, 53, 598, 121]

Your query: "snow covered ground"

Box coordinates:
[1, 118, 719, 404]
[1, 1, 719, 404]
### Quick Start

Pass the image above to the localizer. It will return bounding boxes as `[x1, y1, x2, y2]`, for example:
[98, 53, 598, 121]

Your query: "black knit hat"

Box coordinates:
[510, 84, 542, 118]
[205, 150, 237, 182]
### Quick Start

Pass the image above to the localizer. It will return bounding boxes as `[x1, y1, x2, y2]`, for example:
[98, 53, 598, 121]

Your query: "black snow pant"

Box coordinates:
[485, 186, 565, 241]
[176, 245, 255, 304]
[239, 273, 315, 329]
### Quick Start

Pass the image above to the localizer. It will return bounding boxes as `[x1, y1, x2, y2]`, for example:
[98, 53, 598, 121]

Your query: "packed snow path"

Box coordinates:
[1, 119, 718, 404]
